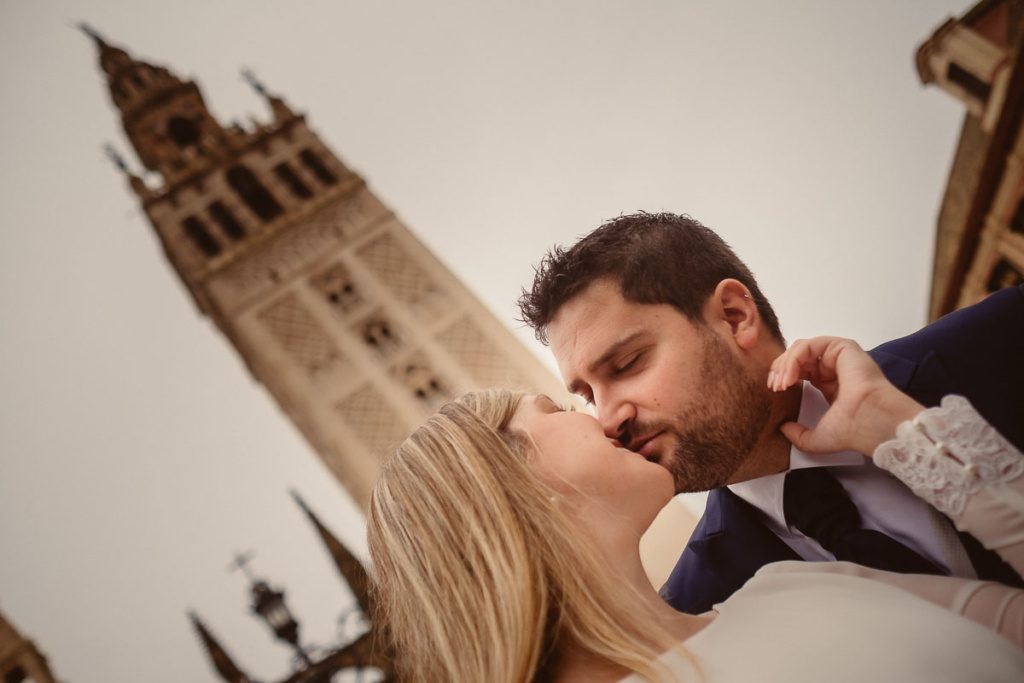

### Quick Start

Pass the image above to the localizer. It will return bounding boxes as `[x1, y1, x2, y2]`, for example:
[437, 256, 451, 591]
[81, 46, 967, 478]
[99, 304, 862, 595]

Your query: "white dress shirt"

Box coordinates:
[727, 382, 975, 577]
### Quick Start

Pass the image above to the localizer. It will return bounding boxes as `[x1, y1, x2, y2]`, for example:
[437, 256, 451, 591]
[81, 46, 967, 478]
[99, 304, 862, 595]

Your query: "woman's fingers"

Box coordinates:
[769, 337, 846, 392]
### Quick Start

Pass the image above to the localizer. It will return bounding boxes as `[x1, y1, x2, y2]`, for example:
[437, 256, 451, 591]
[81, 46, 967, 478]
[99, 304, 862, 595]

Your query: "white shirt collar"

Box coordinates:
[727, 382, 864, 530]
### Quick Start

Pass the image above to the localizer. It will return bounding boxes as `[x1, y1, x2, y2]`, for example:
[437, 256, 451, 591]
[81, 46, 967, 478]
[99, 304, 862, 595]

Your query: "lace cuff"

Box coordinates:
[874, 395, 1024, 516]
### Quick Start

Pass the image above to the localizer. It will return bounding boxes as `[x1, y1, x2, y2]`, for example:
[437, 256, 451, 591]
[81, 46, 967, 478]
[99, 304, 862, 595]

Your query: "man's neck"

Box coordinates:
[726, 383, 802, 484]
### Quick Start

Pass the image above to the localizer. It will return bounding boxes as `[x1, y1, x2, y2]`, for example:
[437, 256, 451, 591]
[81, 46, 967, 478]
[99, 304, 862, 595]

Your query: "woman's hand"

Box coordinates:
[768, 336, 925, 456]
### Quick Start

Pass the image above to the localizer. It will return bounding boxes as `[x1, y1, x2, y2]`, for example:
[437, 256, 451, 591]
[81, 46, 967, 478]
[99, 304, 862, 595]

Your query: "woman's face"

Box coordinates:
[507, 395, 674, 529]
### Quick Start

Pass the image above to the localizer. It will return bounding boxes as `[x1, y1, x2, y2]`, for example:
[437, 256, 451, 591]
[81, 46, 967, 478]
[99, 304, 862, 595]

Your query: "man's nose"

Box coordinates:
[598, 399, 635, 442]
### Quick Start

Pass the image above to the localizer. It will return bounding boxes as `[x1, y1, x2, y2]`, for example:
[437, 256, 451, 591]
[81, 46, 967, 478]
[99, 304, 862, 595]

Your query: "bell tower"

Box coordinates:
[86, 28, 567, 509]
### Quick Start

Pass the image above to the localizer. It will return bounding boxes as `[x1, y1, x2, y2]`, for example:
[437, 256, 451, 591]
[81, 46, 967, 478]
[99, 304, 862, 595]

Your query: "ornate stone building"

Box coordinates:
[84, 28, 568, 509]
[0, 611, 59, 683]
[917, 0, 1024, 319]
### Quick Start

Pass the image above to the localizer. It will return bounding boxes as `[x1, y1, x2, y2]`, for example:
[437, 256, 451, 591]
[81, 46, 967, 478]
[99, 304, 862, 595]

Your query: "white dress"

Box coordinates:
[622, 396, 1024, 682]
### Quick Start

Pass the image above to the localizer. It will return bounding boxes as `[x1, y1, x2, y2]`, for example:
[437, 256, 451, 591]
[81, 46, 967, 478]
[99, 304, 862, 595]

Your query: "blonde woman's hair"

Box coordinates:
[367, 389, 683, 682]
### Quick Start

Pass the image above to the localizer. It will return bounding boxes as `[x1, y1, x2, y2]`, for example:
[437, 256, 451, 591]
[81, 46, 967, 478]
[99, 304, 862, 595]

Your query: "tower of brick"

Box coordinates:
[86, 28, 566, 508]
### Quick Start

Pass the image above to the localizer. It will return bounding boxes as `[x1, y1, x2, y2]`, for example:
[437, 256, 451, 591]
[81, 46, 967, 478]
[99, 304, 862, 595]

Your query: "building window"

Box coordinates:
[183, 216, 221, 257]
[167, 116, 201, 148]
[357, 312, 402, 357]
[226, 166, 284, 222]
[299, 149, 338, 185]
[948, 62, 991, 102]
[987, 259, 1023, 292]
[208, 201, 246, 240]
[399, 361, 449, 405]
[311, 263, 363, 315]
[273, 162, 313, 199]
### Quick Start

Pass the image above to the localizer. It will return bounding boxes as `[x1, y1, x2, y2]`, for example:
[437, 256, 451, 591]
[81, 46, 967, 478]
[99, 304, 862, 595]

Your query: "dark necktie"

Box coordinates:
[783, 467, 944, 575]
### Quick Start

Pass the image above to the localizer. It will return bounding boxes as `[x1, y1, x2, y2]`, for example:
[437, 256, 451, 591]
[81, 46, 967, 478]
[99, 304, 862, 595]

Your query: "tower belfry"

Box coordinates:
[86, 29, 566, 508]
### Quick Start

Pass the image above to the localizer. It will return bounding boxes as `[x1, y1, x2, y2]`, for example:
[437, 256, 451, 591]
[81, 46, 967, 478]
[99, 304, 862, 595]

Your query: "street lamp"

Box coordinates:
[230, 552, 312, 666]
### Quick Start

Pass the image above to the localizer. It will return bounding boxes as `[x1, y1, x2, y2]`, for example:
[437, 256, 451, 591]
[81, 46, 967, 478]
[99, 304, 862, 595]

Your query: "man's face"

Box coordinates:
[547, 279, 770, 493]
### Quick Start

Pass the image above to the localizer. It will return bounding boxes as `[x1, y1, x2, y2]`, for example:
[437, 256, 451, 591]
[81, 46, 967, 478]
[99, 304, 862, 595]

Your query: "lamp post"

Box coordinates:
[229, 551, 313, 666]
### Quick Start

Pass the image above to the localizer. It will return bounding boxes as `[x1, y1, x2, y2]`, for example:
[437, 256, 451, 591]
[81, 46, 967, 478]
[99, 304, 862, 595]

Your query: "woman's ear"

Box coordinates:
[708, 279, 760, 350]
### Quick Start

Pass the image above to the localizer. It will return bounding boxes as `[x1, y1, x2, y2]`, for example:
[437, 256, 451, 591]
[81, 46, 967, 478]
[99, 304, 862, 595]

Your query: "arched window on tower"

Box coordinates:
[208, 201, 246, 240]
[183, 216, 221, 257]
[299, 149, 339, 185]
[226, 165, 284, 222]
[273, 162, 313, 199]
[167, 116, 201, 148]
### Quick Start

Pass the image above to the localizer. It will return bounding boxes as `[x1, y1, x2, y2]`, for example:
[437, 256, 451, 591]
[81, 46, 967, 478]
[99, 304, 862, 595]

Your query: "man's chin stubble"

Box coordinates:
[668, 344, 771, 492]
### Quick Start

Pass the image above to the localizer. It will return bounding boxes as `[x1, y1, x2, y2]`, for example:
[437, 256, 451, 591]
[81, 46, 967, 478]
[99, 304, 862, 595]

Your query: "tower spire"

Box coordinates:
[241, 67, 296, 124]
[188, 612, 255, 683]
[290, 491, 371, 616]
[77, 22, 105, 47]
[77, 22, 119, 70]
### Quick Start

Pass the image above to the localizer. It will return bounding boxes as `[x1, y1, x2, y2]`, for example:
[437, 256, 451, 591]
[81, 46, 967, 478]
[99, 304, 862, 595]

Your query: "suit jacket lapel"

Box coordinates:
[687, 488, 800, 594]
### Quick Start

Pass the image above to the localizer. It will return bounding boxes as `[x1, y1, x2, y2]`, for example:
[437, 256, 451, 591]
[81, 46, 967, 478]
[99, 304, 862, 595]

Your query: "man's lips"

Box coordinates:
[631, 432, 664, 461]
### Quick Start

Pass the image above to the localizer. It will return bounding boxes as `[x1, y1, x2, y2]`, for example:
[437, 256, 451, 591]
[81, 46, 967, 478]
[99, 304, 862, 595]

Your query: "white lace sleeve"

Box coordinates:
[875, 395, 1024, 579]
[874, 395, 1024, 516]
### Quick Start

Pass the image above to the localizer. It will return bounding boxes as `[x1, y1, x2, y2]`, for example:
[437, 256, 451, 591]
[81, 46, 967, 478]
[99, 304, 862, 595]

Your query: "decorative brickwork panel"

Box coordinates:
[310, 261, 365, 318]
[258, 293, 347, 378]
[356, 234, 446, 318]
[436, 316, 524, 388]
[336, 385, 410, 456]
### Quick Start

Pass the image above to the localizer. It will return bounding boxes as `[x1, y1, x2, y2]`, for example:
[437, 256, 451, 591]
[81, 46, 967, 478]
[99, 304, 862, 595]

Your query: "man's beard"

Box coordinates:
[635, 329, 771, 494]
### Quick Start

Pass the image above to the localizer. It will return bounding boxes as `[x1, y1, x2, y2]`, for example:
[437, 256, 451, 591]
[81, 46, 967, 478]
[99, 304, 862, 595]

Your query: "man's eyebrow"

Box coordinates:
[566, 331, 645, 394]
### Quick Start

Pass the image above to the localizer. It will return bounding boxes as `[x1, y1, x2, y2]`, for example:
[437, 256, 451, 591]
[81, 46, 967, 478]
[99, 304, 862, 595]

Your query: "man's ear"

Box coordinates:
[707, 279, 760, 350]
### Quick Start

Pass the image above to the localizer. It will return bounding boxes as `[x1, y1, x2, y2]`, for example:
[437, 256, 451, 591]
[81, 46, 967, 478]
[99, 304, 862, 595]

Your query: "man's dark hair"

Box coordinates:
[517, 212, 783, 344]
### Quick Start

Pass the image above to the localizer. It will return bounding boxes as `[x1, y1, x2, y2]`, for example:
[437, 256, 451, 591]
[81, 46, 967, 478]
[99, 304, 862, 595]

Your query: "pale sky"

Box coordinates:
[0, 1, 970, 681]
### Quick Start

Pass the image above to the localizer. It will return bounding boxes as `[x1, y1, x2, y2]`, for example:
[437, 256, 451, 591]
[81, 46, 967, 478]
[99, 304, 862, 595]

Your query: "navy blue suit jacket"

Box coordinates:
[661, 285, 1024, 615]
